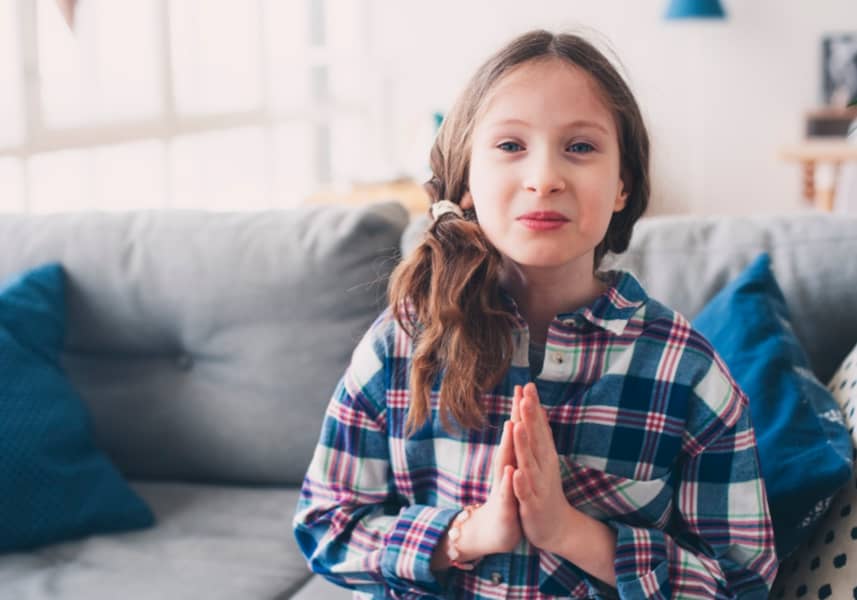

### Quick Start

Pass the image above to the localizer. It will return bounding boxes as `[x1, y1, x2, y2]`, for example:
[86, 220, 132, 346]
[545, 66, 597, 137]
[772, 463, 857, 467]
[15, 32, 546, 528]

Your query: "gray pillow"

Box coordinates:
[0, 202, 410, 486]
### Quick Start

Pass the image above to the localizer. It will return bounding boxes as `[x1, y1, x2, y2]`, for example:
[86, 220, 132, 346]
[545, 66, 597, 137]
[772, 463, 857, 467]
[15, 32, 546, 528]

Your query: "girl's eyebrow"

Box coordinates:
[486, 117, 610, 134]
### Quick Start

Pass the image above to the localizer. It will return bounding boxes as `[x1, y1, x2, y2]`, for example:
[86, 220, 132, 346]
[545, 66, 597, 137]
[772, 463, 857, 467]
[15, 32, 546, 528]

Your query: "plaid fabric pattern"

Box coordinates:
[293, 271, 778, 599]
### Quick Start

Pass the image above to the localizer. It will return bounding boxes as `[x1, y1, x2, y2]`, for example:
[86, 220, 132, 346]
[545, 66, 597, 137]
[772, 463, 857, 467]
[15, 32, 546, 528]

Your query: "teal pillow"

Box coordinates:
[0, 263, 154, 552]
[693, 253, 852, 560]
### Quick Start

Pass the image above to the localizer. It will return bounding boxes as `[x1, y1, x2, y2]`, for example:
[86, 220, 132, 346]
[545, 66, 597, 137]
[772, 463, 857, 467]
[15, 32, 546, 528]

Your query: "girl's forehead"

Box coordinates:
[475, 58, 614, 130]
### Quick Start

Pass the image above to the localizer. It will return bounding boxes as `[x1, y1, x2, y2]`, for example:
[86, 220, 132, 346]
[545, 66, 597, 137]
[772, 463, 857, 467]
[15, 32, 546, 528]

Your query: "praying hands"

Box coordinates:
[510, 383, 577, 555]
[432, 383, 617, 586]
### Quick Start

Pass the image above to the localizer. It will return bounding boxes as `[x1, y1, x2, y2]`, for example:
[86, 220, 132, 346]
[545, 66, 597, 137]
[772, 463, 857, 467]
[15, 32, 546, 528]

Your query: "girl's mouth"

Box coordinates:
[516, 211, 569, 230]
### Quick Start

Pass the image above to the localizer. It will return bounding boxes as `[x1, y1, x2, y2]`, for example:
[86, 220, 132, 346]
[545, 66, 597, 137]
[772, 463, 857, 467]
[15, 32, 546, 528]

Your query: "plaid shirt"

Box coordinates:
[293, 271, 778, 599]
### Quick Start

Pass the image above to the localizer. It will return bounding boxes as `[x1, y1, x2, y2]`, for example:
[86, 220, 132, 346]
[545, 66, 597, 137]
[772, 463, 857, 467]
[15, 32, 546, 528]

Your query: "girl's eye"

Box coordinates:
[496, 141, 595, 153]
[568, 142, 595, 154]
[497, 141, 523, 152]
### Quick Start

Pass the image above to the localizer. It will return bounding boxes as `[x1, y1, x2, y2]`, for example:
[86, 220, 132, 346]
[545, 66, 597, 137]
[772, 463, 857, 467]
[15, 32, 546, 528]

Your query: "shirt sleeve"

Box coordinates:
[292, 315, 457, 598]
[608, 357, 778, 599]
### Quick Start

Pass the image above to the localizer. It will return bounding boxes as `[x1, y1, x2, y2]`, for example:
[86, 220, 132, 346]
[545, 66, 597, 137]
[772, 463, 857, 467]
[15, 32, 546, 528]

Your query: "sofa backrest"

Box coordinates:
[403, 212, 857, 383]
[609, 213, 857, 382]
[0, 202, 409, 486]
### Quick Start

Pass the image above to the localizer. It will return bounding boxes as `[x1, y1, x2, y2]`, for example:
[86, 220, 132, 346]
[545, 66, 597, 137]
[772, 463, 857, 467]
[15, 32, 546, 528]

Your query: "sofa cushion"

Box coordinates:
[771, 342, 857, 598]
[692, 253, 852, 559]
[0, 482, 310, 600]
[0, 263, 153, 552]
[0, 202, 410, 486]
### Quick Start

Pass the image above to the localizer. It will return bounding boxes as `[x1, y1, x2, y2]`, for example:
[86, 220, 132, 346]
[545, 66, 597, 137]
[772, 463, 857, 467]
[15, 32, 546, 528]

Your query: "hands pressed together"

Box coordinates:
[450, 382, 576, 562]
[432, 382, 617, 584]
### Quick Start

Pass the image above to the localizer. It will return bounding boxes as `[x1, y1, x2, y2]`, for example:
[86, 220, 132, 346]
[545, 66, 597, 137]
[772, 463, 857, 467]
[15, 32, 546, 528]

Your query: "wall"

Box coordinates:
[367, 0, 857, 215]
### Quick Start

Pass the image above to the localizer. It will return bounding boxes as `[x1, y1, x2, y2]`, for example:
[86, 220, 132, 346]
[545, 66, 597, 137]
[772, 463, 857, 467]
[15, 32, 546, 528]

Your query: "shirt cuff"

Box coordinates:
[379, 504, 459, 596]
[609, 520, 672, 600]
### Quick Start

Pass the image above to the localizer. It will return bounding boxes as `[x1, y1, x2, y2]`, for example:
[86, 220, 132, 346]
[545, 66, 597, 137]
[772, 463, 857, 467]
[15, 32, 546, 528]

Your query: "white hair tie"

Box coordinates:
[430, 200, 464, 221]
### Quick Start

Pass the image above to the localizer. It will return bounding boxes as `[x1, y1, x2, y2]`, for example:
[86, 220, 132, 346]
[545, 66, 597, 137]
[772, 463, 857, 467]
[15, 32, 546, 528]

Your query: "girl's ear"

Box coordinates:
[460, 191, 474, 211]
[614, 180, 629, 213]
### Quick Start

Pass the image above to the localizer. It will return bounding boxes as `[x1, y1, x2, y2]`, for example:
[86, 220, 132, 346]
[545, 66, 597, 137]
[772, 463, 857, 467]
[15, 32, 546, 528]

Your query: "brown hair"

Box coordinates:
[388, 29, 650, 434]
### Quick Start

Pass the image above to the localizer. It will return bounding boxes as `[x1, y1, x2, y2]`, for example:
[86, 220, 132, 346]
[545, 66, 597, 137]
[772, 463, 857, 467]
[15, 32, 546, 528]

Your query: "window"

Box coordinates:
[0, 0, 374, 213]
[0, 1, 24, 150]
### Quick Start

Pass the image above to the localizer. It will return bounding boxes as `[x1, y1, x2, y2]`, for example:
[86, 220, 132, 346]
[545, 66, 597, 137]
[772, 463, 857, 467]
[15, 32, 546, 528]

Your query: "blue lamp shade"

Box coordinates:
[665, 0, 725, 19]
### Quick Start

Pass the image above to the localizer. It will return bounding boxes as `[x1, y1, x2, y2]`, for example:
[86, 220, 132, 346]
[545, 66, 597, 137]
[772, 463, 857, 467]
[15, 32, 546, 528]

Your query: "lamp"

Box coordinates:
[665, 0, 726, 19]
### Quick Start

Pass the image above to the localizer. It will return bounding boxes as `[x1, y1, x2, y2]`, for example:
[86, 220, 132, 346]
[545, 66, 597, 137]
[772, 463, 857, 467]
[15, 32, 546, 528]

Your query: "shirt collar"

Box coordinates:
[499, 270, 648, 336]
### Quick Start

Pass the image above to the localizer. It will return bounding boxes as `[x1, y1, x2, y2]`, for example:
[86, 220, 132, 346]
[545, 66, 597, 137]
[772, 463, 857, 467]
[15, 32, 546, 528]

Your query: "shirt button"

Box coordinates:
[551, 352, 564, 364]
[490, 571, 503, 585]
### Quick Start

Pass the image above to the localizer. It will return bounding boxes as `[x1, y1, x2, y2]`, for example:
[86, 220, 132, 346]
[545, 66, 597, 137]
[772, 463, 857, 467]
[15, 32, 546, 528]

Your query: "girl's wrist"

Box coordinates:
[540, 502, 580, 557]
[447, 504, 484, 569]
[542, 503, 618, 587]
[430, 505, 486, 573]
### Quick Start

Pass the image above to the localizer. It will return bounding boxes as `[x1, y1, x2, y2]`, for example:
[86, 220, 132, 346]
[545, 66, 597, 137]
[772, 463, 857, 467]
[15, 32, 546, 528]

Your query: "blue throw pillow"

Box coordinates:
[693, 253, 853, 560]
[0, 263, 154, 552]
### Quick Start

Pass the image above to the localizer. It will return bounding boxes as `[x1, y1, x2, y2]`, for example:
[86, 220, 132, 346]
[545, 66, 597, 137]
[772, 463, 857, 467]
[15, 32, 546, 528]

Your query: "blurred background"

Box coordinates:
[0, 0, 855, 217]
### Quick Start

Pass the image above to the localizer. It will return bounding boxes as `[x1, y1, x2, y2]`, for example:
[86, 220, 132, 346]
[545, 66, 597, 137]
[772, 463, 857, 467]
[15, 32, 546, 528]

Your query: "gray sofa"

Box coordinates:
[1, 201, 855, 599]
[0, 203, 409, 600]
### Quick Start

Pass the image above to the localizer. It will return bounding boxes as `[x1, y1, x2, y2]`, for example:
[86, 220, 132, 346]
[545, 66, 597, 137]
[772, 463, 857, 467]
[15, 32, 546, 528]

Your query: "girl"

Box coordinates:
[294, 29, 777, 599]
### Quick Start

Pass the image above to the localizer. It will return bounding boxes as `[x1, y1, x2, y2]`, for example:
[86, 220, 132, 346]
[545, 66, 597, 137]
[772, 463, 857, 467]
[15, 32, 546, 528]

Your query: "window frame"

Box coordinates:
[0, 0, 372, 211]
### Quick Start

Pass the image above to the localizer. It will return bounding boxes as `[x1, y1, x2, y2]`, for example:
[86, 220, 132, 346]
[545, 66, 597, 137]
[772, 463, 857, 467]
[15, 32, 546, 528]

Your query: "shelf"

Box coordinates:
[779, 140, 857, 162]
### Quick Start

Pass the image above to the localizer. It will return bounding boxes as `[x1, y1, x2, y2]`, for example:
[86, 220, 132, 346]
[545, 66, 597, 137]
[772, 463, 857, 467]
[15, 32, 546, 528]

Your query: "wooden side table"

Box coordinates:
[779, 141, 857, 211]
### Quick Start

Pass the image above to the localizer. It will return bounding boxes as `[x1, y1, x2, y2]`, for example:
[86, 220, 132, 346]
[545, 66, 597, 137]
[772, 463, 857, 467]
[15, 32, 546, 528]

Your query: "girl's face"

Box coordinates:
[462, 58, 627, 275]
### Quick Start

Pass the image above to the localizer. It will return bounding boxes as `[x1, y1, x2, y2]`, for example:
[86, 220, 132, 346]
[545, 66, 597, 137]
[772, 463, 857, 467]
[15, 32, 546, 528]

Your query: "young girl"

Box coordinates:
[294, 29, 777, 599]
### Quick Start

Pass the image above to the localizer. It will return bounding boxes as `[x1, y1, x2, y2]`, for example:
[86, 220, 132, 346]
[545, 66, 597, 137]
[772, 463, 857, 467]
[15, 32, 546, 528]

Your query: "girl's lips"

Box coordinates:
[517, 218, 568, 231]
[517, 211, 569, 221]
[516, 211, 570, 231]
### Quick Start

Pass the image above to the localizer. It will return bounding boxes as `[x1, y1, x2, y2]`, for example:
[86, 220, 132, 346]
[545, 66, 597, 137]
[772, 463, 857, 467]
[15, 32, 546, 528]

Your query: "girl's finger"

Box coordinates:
[503, 419, 517, 468]
[513, 422, 539, 477]
[522, 384, 556, 466]
[493, 420, 516, 485]
[512, 468, 531, 502]
[511, 385, 522, 423]
[500, 464, 515, 500]
[520, 391, 547, 470]
[523, 382, 544, 425]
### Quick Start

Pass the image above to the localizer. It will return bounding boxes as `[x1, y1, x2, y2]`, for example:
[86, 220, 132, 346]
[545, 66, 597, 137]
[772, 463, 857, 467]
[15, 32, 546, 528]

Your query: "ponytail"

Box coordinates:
[388, 203, 516, 435]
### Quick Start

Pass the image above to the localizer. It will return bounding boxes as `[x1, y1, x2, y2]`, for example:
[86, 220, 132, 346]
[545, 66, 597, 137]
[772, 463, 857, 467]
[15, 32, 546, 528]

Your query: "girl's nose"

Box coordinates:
[524, 179, 566, 196]
[523, 159, 566, 196]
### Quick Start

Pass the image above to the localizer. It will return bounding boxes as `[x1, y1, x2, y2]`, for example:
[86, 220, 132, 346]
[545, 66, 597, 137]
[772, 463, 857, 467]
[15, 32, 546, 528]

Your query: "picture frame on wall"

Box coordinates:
[822, 33, 857, 108]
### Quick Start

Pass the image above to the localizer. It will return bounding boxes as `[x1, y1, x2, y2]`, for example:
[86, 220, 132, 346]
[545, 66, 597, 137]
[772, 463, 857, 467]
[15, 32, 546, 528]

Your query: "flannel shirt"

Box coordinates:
[293, 270, 778, 599]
